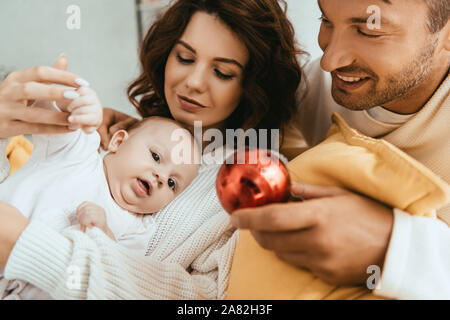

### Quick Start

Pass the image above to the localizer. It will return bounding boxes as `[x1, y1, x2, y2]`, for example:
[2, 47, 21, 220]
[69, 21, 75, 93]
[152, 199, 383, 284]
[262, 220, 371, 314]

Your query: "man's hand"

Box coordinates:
[230, 182, 394, 286]
[65, 87, 103, 134]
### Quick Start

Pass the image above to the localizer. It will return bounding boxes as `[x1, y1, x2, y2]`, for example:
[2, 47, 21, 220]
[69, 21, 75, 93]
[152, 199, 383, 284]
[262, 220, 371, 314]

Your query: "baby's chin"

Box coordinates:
[115, 196, 161, 215]
[109, 184, 154, 214]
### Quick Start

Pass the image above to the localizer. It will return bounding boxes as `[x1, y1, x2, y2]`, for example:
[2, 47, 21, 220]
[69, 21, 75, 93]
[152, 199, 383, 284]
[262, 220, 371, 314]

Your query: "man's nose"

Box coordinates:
[185, 63, 208, 93]
[320, 31, 356, 73]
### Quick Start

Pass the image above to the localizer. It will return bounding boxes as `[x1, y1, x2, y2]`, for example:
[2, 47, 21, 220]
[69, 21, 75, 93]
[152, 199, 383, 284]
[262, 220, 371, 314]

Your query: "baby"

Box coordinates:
[0, 86, 200, 299]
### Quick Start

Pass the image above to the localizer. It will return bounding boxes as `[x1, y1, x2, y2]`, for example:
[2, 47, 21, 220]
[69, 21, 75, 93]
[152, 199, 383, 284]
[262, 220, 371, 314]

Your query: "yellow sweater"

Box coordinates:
[227, 113, 449, 300]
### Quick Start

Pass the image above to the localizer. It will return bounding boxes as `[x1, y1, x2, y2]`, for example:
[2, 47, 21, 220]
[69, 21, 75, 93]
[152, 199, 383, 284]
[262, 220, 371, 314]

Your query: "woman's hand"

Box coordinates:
[97, 108, 138, 150]
[0, 202, 29, 269]
[0, 55, 87, 138]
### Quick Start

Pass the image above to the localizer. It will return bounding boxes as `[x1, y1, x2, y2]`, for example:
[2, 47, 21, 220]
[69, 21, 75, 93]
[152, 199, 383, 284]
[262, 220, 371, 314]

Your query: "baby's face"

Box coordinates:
[103, 117, 200, 214]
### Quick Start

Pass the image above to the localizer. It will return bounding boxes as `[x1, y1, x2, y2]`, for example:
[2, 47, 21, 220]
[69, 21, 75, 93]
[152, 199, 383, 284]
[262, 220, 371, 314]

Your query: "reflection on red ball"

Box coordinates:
[216, 149, 291, 214]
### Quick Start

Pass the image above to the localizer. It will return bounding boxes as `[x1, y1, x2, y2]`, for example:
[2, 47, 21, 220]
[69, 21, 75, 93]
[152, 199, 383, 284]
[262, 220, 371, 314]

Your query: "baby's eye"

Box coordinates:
[168, 178, 176, 191]
[151, 151, 160, 163]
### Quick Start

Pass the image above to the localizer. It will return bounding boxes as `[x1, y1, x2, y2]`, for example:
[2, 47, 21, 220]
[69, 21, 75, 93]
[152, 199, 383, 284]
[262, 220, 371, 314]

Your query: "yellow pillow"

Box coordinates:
[6, 135, 33, 176]
[226, 113, 450, 300]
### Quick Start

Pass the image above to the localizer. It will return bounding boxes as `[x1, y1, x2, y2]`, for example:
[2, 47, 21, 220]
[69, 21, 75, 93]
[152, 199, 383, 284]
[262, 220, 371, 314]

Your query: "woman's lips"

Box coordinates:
[178, 95, 207, 112]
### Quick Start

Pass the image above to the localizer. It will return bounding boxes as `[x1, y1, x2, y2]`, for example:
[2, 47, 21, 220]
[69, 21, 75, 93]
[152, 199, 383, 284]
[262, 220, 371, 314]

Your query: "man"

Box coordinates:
[231, 0, 449, 299]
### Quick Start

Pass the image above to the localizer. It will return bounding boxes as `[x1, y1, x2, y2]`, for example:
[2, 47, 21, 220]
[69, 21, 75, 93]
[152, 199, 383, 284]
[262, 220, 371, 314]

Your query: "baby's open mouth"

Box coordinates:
[137, 178, 151, 196]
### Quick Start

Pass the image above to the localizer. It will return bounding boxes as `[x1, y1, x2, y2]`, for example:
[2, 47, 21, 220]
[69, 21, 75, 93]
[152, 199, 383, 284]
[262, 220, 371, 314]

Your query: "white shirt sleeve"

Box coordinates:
[375, 208, 450, 299]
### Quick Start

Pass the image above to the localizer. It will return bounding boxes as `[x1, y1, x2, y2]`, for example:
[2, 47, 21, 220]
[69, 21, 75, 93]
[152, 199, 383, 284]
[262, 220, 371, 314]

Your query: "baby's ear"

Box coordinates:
[108, 130, 129, 152]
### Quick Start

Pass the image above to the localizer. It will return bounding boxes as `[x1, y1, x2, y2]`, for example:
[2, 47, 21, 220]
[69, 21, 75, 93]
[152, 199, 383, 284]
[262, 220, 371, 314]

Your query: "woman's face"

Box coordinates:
[164, 11, 249, 130]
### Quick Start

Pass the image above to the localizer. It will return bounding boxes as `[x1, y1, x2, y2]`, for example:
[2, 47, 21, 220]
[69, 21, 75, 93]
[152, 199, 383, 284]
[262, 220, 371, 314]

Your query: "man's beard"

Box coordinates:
[331, 37, 438, 111]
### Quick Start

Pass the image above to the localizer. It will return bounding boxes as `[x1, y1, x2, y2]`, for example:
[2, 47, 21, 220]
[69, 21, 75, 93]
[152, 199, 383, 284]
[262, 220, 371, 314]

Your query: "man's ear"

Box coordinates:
[108, 130, 129, 152]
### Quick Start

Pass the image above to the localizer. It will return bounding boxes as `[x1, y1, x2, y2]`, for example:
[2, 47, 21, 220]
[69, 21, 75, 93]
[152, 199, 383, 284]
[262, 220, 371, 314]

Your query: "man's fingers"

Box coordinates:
[231, 201, 320, 231]
[250, 229, 318, 252]
[290, 181, 348, 200]
[275, 251, 315, 270]
[6, 65, 81, 87]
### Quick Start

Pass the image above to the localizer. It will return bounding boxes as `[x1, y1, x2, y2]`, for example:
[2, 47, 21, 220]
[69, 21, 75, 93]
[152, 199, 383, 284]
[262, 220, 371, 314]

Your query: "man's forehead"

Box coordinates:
[317, 0, 426, 27]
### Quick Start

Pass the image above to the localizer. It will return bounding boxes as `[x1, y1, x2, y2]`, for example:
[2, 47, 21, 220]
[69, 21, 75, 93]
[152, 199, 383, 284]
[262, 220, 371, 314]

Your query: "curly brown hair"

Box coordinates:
[128, 0, 304, 140]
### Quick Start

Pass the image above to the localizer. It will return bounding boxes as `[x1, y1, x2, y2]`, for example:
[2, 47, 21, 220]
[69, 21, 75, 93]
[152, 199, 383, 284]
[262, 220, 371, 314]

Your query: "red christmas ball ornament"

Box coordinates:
[216, 149, 291, 214]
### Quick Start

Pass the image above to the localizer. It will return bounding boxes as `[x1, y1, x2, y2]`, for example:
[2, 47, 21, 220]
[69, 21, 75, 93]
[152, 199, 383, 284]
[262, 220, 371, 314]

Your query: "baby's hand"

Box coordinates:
[76, 201, 109, 234]
[66, 87, 103, 134]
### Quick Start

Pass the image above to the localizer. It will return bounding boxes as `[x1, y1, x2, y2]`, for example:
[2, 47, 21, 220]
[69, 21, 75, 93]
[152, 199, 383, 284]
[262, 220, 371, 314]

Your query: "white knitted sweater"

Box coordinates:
[3, 148, 238, 299]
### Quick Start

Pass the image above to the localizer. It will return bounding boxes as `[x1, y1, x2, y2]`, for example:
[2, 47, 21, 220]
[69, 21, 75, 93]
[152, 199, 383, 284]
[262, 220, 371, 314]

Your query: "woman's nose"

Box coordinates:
[185, 64, 208, 93]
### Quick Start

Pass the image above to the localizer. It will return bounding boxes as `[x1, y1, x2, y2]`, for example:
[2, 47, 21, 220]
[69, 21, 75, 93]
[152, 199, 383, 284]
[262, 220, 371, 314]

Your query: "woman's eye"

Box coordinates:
[168, 178, 176, 191]
[176, 54, 194, 64]
[151, 151, 160, 163]
[215, 69, 235, 80]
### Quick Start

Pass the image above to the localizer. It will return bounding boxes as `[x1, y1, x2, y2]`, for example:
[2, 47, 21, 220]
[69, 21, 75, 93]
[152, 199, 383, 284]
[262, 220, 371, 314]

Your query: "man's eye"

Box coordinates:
[151, 151, 160, 163]
[357, 29, 382, 38]
[176, 54, 194, 64]
[168, 178, 176, 191]
[319, 16, 332, 25]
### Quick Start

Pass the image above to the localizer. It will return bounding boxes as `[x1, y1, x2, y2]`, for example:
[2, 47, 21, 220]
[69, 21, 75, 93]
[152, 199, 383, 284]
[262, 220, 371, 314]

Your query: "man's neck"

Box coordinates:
[382, 66, 449, 115]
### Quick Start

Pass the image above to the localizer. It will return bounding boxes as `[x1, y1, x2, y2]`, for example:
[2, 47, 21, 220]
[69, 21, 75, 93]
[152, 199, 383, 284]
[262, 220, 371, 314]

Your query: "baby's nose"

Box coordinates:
[152, 172, 166, 188]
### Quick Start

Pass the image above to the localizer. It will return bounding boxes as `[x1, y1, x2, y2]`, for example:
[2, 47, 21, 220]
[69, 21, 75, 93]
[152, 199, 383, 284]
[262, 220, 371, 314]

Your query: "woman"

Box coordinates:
[0, 0, 303, 299]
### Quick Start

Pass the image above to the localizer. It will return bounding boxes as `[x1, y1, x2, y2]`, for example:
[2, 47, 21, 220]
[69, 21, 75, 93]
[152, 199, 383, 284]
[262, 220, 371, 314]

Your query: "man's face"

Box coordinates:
[317, 0, 444, 113]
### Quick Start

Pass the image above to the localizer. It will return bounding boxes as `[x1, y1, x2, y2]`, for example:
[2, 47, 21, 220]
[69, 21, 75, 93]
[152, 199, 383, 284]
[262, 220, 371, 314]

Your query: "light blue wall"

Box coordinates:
[286, 0, 323, 63]
[0, 0, 140, 116]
